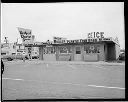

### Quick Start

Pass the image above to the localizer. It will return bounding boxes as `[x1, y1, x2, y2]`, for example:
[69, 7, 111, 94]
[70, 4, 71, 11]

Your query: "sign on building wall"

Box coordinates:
[66, 39, 99, 43]
[53, 37, 67, 44]
[17, 27, 32, 44]
[25, 42, 43, 46]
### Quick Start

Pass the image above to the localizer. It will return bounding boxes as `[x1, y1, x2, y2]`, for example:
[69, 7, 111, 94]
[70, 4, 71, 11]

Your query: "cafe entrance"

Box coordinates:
[74, 46, 82, 61]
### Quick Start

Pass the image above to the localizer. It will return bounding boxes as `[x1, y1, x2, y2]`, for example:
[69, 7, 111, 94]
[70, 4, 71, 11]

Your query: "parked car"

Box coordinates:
[1, 55, 14, 61]
[118, 52, 125, 61]
[7, 57, 13, 61]
[32, 56, 39, 59]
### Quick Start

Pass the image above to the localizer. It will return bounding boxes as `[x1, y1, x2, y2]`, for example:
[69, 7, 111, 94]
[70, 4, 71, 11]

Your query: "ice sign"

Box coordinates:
[88, 32, 104, 39]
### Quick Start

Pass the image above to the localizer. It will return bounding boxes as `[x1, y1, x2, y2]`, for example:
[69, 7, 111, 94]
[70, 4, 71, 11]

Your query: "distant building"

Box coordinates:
[1, 43, 16, 55]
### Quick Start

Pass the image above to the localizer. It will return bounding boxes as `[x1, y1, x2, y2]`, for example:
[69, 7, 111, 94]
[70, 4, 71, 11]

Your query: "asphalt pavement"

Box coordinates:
[2, 60, 125, 100]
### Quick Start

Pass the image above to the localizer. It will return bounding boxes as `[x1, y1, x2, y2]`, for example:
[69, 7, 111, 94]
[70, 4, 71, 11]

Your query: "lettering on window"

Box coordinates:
[84, 45, 100, 54]
[59, 46, 72, 54]
[43, 47, 56, 54]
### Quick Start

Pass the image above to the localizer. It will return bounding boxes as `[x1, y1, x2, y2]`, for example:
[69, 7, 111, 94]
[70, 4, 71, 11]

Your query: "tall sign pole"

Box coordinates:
[17, 27, 33, 60]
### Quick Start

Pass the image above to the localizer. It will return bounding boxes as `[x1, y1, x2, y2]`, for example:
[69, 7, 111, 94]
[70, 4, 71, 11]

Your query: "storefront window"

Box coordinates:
[60, 47, 67, 53]
[84, 45, 100, 54]
[59, 46, 72, 54]
[43, 47, 56, 54]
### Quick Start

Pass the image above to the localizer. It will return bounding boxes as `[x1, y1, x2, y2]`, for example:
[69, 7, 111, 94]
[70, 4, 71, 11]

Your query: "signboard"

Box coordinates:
[53, 37, 67, 43]
[88, 32, 104, 39]
[34, 42, 43, 45]
[25, 42, 43, 46]
[99, 38, 112, 41]
[66, 37, 112, 44]
[66, 38, 99, 43]
[17, 27, 32, 44]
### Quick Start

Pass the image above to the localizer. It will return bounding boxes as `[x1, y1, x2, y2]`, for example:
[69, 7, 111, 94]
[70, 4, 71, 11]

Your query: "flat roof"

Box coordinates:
[24, 37, 120, 47]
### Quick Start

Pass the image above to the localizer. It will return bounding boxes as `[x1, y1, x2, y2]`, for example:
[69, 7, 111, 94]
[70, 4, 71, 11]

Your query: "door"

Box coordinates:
[107, 44, 116, 61]
[74, 46, 82, 61]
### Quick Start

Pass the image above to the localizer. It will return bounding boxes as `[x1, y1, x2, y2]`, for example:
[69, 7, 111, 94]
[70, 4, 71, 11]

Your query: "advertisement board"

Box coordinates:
[17, 27, 32, 44]
[53, 37, 67, 44]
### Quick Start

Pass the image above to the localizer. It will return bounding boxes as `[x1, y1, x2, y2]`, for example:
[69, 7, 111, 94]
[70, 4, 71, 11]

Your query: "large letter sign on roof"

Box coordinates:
[53, 36, 67, 44]
[87, 32, 104, 39]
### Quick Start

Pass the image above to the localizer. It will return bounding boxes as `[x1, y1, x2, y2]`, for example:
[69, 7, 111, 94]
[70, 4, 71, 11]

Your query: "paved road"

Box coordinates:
[2, 60, 125, 100]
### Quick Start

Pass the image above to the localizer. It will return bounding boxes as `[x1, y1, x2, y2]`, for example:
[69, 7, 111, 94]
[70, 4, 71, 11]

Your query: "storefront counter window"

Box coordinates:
[59, 46, 72, 54]
[84, 45, 100, 54]
[43, 47, 56, 54]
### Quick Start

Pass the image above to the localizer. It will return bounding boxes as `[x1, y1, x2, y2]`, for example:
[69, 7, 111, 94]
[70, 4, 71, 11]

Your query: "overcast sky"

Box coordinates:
[1, 2, 125, 49]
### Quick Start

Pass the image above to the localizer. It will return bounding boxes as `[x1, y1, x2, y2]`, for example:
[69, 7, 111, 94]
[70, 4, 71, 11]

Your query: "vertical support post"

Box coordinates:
[39, 46, 43, 60]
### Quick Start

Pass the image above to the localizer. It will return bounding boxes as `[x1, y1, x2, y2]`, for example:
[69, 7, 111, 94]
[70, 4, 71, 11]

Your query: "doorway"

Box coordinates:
[74, 46, 82, 61]
[107, 43, 116, 61]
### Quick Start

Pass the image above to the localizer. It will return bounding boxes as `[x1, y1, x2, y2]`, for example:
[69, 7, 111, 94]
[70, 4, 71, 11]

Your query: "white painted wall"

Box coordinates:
[43, 54, 56, 61]
[84, 54, 98, 61]
[115, 44, 120, 59]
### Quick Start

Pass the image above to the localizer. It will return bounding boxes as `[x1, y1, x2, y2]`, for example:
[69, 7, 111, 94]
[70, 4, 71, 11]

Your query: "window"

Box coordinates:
[12, 53, 16, 55]
[76, 51, 81, 54]
[76, 47, 81, 54]
[1, 53, 6, 55]
[59, 46, 72, 54]
[84, 45, 100, 54]
[43, 47, 56, 54]
[60, 47, 67, 53]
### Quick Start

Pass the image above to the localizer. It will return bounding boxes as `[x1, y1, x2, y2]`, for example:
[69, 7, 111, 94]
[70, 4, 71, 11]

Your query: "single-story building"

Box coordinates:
[25, 37, 120, 62]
